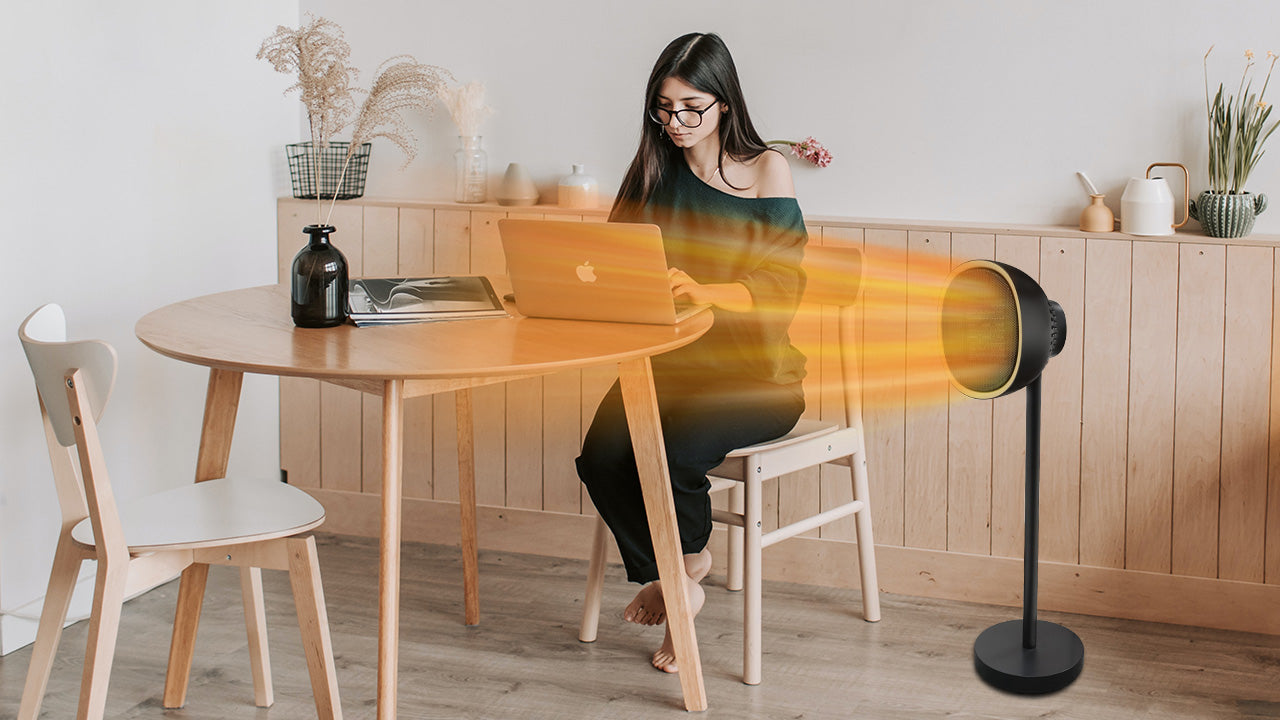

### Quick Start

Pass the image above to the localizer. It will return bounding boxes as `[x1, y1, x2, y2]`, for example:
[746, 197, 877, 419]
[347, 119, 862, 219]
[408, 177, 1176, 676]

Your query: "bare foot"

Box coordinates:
[624, 581, 666, 625]
[623, 549, 712, 626]
[652, 580, 706, 674]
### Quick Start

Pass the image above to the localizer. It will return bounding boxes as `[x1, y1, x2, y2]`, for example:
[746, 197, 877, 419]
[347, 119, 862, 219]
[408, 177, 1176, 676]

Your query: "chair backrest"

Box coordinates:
[20, 304, 125, 548]
[802, 245, 863, 308]
[800, 245, 865, 430]
[19, 304, 117, 448]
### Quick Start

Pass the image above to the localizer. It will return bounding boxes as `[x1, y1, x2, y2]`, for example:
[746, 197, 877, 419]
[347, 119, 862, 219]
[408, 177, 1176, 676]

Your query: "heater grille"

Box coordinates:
[941, 266, 1020, 394]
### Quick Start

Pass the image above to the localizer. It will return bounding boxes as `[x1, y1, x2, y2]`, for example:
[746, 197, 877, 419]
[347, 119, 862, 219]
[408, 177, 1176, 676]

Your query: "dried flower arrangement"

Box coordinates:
[1204, 47, 1278, 194]
[258, 16, 453, 223]
[768, 137, 833, 168]
[350, 57, 453, 164]
[257, 16, 358, 151]
[438, 81, 494, 138]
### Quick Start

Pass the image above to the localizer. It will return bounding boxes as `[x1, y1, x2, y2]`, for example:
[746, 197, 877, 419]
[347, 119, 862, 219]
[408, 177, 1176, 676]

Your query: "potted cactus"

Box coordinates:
[1191, 47, 1278, 238]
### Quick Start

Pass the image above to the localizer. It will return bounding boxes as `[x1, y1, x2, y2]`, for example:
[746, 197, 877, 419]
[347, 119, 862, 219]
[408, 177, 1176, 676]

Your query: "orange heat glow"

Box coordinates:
[558, 220, 1013, 412]
[792, 242, 962, 411]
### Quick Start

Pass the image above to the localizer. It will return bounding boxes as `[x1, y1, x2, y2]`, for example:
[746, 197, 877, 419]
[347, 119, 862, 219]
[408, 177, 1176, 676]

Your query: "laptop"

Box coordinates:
[497, 219, 710, 325]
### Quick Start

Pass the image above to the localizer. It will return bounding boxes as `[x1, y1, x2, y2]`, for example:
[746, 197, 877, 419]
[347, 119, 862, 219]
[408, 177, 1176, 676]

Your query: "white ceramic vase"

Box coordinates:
[557, 164, 598, 209]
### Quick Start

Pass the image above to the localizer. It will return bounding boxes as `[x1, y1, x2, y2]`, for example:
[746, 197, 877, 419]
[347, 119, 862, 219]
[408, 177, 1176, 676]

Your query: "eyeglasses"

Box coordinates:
[647, 104, 717, 128]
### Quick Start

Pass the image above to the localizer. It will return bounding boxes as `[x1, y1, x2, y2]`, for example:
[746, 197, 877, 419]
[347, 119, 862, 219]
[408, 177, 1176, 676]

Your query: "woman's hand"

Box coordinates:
[668, 267, 753, 312]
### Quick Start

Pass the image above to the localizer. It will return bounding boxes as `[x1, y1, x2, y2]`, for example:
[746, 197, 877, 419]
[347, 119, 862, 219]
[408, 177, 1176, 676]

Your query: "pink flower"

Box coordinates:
[768, 137, 832, 167]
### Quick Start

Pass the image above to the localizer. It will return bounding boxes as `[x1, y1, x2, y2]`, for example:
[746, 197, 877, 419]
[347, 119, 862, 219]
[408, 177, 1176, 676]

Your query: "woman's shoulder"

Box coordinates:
[752, 149, 795, 199]
[720, 149, 794, 199]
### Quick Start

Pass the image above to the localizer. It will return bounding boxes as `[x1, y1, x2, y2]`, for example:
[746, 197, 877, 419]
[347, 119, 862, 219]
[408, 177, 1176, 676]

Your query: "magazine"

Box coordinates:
[347, 276, 508, 327]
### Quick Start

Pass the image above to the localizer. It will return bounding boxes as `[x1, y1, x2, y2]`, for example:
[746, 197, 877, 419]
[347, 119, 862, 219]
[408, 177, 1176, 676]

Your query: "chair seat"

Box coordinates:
[710, 419, 858, 482]
[723, 418, 842, 457]
[71, 477, 325, 553]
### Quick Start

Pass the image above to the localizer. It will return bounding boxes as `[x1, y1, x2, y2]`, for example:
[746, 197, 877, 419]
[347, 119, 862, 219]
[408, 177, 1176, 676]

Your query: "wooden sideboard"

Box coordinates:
[277, 197, 1280, 635]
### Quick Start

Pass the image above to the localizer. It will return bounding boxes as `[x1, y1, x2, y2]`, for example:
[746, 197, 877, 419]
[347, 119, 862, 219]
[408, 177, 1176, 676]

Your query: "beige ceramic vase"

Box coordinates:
[1079, 195, 1114, 233]
[496, 163, 539, 206]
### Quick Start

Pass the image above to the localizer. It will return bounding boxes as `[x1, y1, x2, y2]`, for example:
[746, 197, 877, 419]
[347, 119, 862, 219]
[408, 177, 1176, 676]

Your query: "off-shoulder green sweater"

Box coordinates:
[616, 159, 808, 387]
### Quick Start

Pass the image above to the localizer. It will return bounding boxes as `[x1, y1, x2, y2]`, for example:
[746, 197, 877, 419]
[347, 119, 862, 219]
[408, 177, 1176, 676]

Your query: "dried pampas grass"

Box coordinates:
[349, 57, 454, 166]
[439, 81, 494, 138]
[256, 15, 359, 147]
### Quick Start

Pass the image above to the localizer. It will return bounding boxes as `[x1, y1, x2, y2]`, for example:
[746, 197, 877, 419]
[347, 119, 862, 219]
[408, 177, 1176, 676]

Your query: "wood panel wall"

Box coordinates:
[277, 198, 1280, 634]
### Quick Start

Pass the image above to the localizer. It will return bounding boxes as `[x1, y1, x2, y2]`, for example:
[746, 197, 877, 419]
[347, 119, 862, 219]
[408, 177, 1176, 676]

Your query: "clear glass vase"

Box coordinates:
[455, 135, 488, 203]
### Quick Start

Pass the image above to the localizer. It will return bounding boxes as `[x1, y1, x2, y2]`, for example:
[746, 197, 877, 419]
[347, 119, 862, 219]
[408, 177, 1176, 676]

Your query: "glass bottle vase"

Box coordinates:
[454, 135, 488, 203]
[291, 224, 349, 328]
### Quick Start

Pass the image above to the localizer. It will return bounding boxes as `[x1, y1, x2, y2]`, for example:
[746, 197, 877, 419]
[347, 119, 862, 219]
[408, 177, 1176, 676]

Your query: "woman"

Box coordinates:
[576, 32, 809, 673]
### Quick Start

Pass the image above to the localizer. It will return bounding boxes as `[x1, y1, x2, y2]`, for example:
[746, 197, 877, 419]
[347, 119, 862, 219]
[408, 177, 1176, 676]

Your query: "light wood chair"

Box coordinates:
[17, 304, 342, 720]
[579, 245, 881, 685]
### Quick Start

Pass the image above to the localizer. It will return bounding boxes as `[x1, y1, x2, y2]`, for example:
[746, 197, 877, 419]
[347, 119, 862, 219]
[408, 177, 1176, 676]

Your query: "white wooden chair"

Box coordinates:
[579, 245, 881, 685]
[17, 304, 342, 720]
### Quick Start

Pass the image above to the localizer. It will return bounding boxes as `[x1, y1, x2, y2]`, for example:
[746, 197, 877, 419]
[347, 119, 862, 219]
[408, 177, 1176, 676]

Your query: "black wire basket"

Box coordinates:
[285, 141, 372, 200]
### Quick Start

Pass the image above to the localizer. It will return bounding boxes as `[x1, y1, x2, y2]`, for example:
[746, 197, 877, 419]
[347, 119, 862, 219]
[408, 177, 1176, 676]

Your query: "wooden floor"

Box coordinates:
[2, 532, 1278, 719]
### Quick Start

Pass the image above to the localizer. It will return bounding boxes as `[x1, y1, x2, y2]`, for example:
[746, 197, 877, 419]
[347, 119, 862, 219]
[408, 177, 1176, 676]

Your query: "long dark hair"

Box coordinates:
[610, 32, 770, 221]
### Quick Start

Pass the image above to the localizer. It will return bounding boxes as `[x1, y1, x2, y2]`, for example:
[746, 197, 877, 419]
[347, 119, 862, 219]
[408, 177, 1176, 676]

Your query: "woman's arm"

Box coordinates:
[668, 150, 799, 311]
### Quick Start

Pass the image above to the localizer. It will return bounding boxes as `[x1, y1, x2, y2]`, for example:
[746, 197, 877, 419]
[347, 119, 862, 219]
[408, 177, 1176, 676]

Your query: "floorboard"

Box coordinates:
[2, 533, 1278, 719]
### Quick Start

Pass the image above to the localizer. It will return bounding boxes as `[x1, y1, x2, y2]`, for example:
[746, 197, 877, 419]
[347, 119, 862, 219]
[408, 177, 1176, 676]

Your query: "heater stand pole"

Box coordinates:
[1023, 374, 1040, 649]
[972, 374, 1084, 694]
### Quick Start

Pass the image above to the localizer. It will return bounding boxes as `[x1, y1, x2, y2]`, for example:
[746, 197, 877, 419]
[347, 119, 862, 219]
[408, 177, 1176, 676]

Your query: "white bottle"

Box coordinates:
[558, 163, 598, 209]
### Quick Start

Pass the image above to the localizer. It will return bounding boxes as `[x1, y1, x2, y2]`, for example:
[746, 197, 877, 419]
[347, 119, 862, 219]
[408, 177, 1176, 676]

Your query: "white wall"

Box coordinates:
[304, 0, 1280, 233]
[0, 2, 298, 653]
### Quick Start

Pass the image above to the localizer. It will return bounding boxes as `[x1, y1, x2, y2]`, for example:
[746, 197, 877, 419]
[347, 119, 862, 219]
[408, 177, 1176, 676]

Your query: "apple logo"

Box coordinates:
[576, 261, 598, 283]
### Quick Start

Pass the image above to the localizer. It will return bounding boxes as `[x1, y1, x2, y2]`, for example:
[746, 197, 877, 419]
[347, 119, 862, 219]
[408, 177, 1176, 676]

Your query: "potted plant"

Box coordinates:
[1190, 47, 1278, 238]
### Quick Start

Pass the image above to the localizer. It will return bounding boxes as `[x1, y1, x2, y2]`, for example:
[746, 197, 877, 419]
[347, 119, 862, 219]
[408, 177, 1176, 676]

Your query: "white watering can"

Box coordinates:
[1120, 163, 1189, 236]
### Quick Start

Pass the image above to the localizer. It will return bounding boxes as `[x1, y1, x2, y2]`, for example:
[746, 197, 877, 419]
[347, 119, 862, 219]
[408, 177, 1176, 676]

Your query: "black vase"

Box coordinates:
[291, 224, 349, 328]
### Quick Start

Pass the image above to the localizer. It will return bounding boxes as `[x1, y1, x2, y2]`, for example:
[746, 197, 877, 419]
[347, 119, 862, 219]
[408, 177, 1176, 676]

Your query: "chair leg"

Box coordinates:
[163, 563, 209, 709]
[851, 452, 881, 622]
[579, 516, 609, 642]
[18, 536, 84, 720]
[240, 566, 274, 707]
[287, 536, 343, 720]
[77, 555, 128, 720]
[743, 470, 763, 686]
[726, 483, 744, 592]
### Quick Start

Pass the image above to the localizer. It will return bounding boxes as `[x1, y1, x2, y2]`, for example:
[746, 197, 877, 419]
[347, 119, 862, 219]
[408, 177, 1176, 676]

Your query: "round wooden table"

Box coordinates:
[137, 283, 714, 717]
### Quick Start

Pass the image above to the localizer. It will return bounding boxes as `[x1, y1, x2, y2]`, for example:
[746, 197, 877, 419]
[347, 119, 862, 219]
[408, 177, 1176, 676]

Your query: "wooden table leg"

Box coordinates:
[166, 369, 246, 707]
[378, 379, 405, 719]
[456, 389, 481, 626]
[617, 358, 708, 712]
[193, 369, 243, 483]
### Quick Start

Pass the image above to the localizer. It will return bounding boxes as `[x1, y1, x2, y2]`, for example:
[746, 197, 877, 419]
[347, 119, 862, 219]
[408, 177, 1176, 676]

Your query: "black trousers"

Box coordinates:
[576, 371, 804, 584]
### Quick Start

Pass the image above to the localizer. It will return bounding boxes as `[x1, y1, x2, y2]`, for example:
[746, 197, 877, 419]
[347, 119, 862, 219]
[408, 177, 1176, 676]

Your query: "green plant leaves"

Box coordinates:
[1204, 50, 1279, 194]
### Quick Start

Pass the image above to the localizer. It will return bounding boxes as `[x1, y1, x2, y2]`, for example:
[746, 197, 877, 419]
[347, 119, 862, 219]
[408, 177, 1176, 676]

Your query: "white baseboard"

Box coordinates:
[0, 563, 176, 657]
[1, 565, 98, 656]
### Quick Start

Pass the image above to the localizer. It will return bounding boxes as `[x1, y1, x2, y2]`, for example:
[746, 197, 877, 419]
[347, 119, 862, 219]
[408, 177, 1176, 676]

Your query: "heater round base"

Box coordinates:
[974, 620, 1084, 695]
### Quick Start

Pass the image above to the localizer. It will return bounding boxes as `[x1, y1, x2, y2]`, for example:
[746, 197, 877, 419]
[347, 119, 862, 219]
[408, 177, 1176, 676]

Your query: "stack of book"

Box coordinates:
[346, 276, 508, 327]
